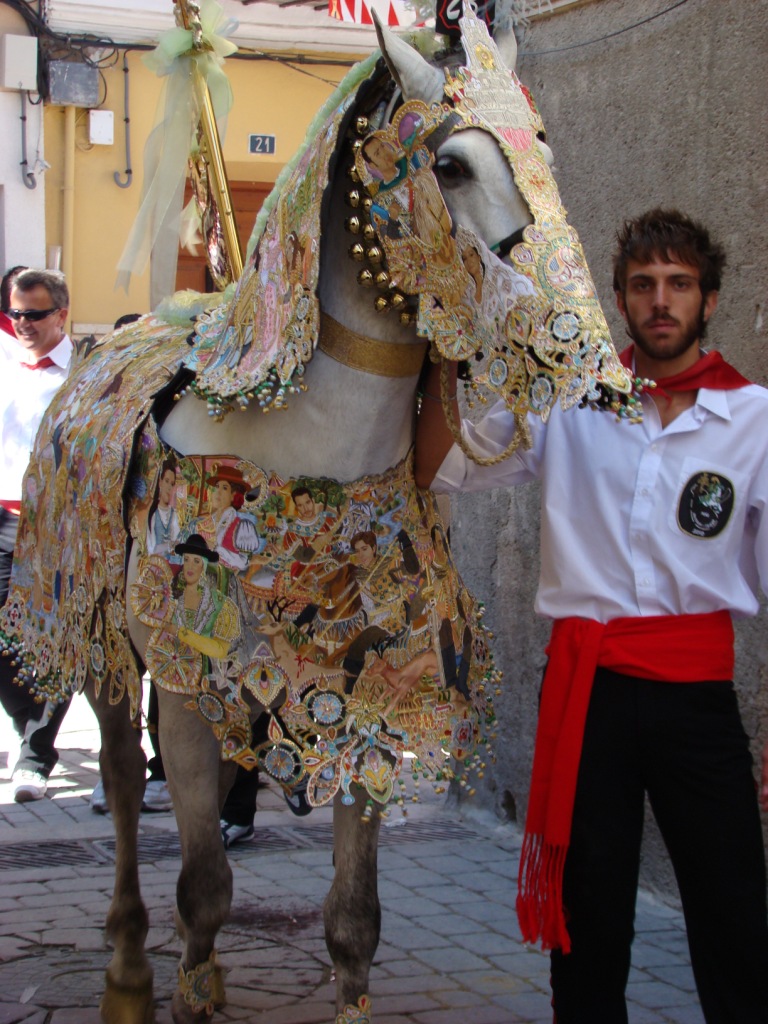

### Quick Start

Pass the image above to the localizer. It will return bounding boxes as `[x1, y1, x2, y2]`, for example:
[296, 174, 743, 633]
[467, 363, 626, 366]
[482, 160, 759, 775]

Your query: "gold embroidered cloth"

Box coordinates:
[0, 323, 495, 808]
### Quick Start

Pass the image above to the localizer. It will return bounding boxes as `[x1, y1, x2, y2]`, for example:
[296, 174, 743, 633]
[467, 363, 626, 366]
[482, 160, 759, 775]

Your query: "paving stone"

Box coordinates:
[488, 989, 553, 1018]
[382, 895, 446, 919]
[413, 1002, 514, 1024]
[657, 1003, 705, 1024]
[645, 963, 697, 992]
[0, 700, 702, 1024]
[0, 937, 35, 961]
[626, 979, 697, 1009]
[0, 1006, 47, 1024]
[49, 1010, 103, 1024]
[373, 974, 460, 998]
[373, 992, 440, 1015]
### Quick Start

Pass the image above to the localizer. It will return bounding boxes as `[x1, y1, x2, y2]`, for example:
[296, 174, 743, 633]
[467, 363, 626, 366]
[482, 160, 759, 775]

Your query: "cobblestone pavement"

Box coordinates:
[0, 695, 703, 1024]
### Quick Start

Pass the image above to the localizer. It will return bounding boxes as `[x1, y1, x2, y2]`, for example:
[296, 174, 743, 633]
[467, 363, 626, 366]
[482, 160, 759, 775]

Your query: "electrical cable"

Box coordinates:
[518, 0, 694, 58]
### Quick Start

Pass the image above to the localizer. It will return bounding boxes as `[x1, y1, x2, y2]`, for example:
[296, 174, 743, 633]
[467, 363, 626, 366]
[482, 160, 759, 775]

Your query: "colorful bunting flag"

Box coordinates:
[328, 0, 404, 26]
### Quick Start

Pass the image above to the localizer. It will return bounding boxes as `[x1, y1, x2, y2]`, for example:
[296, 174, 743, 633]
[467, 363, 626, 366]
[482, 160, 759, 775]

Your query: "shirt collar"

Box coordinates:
[19, 334, 73, 370]
[628, 347, 736, 425]
[694, 386, 732, 423]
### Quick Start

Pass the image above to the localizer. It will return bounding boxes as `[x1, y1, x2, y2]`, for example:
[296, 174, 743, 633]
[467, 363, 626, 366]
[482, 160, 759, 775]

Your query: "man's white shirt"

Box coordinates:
[0, 331, 72, 503]
[434, 384, 768, 622]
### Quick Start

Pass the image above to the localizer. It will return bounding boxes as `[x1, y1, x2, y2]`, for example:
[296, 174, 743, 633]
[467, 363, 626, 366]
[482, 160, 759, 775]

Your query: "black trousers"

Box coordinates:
[550, 668, 768, 1024]
[0, 506, 71, 776]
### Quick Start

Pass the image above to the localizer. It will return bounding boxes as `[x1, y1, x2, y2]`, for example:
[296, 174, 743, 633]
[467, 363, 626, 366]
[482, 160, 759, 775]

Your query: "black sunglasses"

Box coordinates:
[7, 307, 60, 322]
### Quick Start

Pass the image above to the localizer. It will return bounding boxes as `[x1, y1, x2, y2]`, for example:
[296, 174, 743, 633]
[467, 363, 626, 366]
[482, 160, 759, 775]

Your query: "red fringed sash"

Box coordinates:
[516, 611, 735, 953]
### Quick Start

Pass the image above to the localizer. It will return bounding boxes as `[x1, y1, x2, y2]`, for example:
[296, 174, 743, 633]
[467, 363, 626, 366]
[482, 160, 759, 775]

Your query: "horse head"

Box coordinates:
[184, 6, 633, 468]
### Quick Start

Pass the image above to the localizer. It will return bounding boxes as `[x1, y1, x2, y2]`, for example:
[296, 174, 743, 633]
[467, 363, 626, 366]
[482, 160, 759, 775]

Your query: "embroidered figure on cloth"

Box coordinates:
[127, 417, 492, 805]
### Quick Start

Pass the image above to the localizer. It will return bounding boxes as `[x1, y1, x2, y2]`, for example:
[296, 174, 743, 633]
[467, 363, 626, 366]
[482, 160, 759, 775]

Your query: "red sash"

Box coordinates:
[516, 611, 734, 953]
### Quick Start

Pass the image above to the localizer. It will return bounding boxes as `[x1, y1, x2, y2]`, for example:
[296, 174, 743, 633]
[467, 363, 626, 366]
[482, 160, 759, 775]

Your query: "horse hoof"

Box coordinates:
[336, 994, 371, 1024]
[173, 954, 220, 1022]
[100, 969, 155, 1024]
[211, 963, 226, 1010]
[171, 990, 214, 1023]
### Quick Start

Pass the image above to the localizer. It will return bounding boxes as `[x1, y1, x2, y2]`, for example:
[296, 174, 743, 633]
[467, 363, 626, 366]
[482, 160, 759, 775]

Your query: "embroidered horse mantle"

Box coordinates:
[2, 316, 495, 809]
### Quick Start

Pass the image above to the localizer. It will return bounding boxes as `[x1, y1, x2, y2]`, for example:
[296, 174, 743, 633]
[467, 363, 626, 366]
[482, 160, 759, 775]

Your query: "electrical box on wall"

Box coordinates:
[48, 61, 99, 107]
[89, 109, 114, 145]
[0, 34, 38, 92]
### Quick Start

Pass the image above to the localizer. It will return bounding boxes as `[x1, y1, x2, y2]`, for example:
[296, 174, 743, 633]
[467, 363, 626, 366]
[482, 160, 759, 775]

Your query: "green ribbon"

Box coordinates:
[116, 0, 237, 305]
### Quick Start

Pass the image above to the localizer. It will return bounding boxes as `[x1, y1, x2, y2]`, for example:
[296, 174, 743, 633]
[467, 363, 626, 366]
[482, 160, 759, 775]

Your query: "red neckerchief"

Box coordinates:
[620, 345, 750, 397]
[19, 356, 56, 370]
[516, 611, 734, 953]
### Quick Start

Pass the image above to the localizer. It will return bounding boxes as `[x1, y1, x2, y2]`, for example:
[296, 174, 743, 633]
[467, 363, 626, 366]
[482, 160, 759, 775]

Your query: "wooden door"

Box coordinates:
[175, 180, 273, 293]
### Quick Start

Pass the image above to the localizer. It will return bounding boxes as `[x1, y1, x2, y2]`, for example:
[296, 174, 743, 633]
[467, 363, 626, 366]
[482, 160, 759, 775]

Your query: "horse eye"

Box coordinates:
[434, 156, 471, 186]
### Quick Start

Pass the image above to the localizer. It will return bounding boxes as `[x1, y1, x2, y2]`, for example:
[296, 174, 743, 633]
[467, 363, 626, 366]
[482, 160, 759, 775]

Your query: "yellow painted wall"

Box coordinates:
[43, 50, 359, 330]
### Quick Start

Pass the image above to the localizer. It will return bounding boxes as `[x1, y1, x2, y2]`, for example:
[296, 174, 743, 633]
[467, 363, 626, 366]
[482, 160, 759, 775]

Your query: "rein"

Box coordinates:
[318, 313, 428, 378]
[439, 358, 532, 465]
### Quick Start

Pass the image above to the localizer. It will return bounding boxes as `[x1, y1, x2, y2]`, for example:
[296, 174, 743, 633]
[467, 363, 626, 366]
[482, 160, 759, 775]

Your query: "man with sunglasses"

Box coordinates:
[1, 268, 73, 802]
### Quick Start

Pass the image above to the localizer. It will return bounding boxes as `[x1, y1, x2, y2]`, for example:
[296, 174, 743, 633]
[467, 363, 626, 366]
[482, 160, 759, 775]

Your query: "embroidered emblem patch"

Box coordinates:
[677, 471, 734, 538]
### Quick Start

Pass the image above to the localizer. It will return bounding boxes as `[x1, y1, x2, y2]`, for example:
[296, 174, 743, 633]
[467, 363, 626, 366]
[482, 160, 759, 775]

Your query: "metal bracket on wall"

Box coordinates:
[113, 51, 132, 188]
[20, 92, 37, 189]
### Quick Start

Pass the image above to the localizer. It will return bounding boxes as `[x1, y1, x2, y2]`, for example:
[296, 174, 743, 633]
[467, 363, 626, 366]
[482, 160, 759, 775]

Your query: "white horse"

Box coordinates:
[1, 12, 632, 1024]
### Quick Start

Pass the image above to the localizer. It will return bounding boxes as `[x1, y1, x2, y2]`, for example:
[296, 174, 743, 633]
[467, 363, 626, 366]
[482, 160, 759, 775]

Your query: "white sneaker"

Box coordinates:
[142, 779, 172, 812]
[220, 820, 254, 849]
[90, 778, 109, 814]
[13, 769, 48, 803]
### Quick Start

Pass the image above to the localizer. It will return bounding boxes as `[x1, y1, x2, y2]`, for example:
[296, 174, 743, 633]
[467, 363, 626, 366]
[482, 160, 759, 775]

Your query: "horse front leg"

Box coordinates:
[155, 687, 233, 1024]
[87, 675, 154, 1024]
[325, 787, 382, 1024]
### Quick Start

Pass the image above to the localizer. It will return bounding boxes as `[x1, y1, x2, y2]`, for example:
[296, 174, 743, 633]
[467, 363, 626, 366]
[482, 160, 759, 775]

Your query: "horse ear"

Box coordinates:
[493, 27, 518, 70]
[373, 12, 445, 105]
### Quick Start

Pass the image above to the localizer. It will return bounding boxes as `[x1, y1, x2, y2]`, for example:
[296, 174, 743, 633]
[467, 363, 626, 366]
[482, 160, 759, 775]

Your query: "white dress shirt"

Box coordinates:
[0, 332, 72, 505]
[434, 383, 768, 622]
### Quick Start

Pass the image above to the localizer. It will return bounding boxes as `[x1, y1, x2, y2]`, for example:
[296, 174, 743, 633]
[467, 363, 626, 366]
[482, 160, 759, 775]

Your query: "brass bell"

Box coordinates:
[390, 292, 407, 310]
[346, 190, 361, 208]
[374, 296, 390, 313]
[355, 116, 369, 135]
[357, 268, 374, 287]
[349, 242, 366, 261]
[345, 216, 361, 235]
[399, 310, 414, 325]
[374, 270, 390, 289]
[351, 138, 363, 153]
[362, 223, 376, 241]
[366, 246, 383, 265]
[347, 164, 361, 183]
[361, 196, 373, 213]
